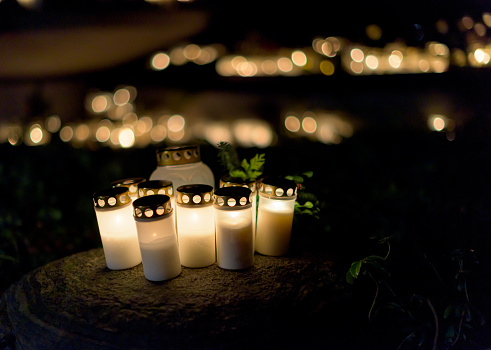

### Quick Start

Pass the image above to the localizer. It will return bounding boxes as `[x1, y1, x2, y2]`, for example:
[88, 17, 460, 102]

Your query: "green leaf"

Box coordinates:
[302, 171, 314, 178]
[349, 260, 363, 279]
[303, 201, 314, 209]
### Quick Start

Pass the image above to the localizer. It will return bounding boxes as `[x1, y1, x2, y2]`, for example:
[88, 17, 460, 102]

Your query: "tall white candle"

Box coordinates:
[93, 187, 142, 270]
[255, 177, 297, 256]
[214, 186, 254, 270]
[133, 194, 181, 281]
[176, 185, 215, 268]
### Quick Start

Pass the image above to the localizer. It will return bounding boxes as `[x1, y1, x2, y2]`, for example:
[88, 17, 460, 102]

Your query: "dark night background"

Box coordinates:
[1, 0, 491, 348]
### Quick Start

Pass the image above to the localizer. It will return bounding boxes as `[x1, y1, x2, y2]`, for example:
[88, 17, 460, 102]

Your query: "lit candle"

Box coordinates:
[219, 176, 257, 250]
[138, 179, 176, 231]
[112, 177, 146, 201]
[214, 186, 254, 270]
[255, 177, 297, 256]
[93, 187, 142, 270]
[176, 184, 215, 268]
[133, 195, 181, 282]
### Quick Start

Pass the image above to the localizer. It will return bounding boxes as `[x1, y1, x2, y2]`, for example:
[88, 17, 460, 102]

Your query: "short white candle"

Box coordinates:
[133, 195, 181, 281]
[255, 197, 295, 256]
[215, 210, 254, 270]
[177, 205, 215, 268]
[94, 188, 142, 270]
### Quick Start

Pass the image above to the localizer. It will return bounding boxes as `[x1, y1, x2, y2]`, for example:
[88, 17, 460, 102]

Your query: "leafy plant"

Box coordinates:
[217, 141, 265, 181]
[286, 172, 320, 219]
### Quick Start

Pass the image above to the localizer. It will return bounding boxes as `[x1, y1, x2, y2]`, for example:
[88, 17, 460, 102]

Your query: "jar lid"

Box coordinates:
[214, 186, 252, 209]
[133, 194, 172, 220]
[176, 184, 214, 206]
[93, 187, 132, 209]
[156, 145, 201, 166]
[138, 180, 173, 198]
[219, 175, 257, 192]
[112, 177, 146, 197]
[258, 176, 297, 199]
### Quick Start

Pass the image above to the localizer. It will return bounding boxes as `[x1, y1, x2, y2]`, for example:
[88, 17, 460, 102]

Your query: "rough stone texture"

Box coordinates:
[2, 248, 347, 350]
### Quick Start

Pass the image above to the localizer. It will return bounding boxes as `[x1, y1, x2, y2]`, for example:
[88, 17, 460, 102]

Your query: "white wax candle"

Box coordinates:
[177, 205, 215, 268]
[255, 197, 295, 256]
[95, 204, 142, 270]
[216, 212, 254, 270]
[139, 236, 181, 281]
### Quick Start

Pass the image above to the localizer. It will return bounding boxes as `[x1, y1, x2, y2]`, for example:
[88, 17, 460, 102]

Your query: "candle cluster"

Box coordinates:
[93, 144, 297, 281]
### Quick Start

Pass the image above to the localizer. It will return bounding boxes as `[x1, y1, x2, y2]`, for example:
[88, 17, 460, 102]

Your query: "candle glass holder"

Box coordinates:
[133, 194, 181, 282]
[176, 184, 215, 268]
[214, 186, 254, 270]
[112, 177, 146, 201]
[219, 176, 257, 250]
[255, 177, 297, 256]
[93, 187, 142, 270]
[150, 145, 215, 191]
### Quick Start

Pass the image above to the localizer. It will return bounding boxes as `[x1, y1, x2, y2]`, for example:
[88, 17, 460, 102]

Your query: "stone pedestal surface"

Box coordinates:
[2, 248, 347, 349]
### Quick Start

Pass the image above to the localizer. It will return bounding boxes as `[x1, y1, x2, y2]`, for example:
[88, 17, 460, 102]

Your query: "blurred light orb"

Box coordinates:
[285, 115, 301, 132]
[418, 59, 430, 72]
[366, 24, 382, 40]
[302, 117, 317, 133]
[388, 53, 402, 68]
[30, 125, 43, 144]
[350, 61, 364, 74]
[168, 115, 185, 132]
[261, 60, 278, 75]
[277, 57, 293, 72]
[150, 125, 167, 142]
[251, 123, 273, 148]
[60, 126, 74, 142]
[365, 55, 378, 69]
[151, 52, 170, 70]
[428, 115, 446, 131]
[114, 88, 131, 106]
[350, 48, 364, 63]
[291, 50, 307, 66]
[75, 124, 90, 142]
[119, 128, 135, 148]
[96, 126, 111, 142]
[483, 13, 491, 27]
[45, 115, 61, 133]
[183, 44, 201, 60]
[320, 60, 335, 75]
[92, 94, 111, 113]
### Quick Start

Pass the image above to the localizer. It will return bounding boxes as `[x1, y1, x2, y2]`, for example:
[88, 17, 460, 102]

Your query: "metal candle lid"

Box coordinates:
[214, 186, 252, 209]
[176, 184, 214, 207]
[138, 180, 173, 198]
[93, 187, 132, 209]
[219, 175, 257, 193]
[133, 194, 172, 220]
[156, 145, 201, 166]
[258, 176, 297, 199]
[112, 177, 146, 197]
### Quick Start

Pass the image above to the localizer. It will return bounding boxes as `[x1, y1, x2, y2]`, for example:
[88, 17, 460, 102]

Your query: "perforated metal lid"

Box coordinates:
[219, 175, 257, 192]
[133, 194, 173, 220]
[93, 187, 132, 209]
[156, 145, 201, 166]
[176, 184, 214, 207]
[112, 177, 146, 197]
[214, 186, 252, 210]
[138, 180, 173, 198]
[258, 176, 297, 199]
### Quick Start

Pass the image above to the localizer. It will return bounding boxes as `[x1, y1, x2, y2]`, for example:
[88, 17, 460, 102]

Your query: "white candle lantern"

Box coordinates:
[255, 177, 297, 256]
[176, 184, 215, 268]
[219, 176, 257, 250]
[93, 187, 142, 270]
[138, 180, 176, 230]
[133, 194, 181, 282]
[150, 145, 215, 192]
[214, 186, 254, 270]
[112, 177, 146, 201]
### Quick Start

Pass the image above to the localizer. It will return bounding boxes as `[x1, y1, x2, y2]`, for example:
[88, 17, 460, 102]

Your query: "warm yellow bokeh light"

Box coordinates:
[366, 24, 382, 40]
[350, 48, 364, 63]
[151, 52, 171, 70]
[96, 126, 111, 142]
[119, 128, 135, 148]
[168, 115, 185, 132]
[60, 126, 74, 142]
[365, 55, 378, 69]
[92, 95, 110, 113]
[320, 60, 335, 75]
[75, 124, 90, 142]
[183, 44, 201, 60]
[291, 50, 307, 66]
[277, 57, 293, 72]
[302, 117, 317, 133]
[45, 115, 61, 133]
[30, 125, 43, 144]
[114, 88, 130, 106]
[285, 116, 301, 132]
